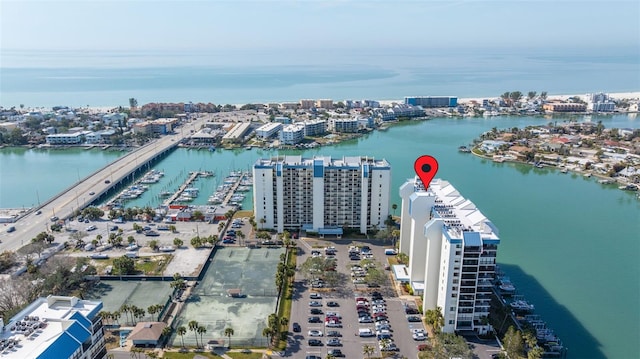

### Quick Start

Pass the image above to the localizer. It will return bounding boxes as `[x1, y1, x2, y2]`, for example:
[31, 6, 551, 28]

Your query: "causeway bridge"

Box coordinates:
[0, 117, 208, 252]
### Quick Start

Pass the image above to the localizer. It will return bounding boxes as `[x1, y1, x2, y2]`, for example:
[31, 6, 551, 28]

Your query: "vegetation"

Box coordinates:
[112, 255, 136, 275]
[418, 332, 473, 359]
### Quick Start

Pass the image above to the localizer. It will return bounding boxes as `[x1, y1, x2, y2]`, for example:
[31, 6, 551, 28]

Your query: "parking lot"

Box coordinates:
[287, 238, 425, 358]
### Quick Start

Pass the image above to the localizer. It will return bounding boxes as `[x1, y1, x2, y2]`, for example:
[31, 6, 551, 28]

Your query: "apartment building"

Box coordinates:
[316, 99, 334, 109]
[330, 118, 359, 133]
[542, 102, 587, 113]
[0, 295, 106, 359]
[303, 119, 327, 137]
[45, 132, 89, 145]
[253, 155, 391, 235]
[255, 122, 283, 139]
[398, 178, 500, 335]
[280, 124, 305, 145]
[404, 96, 458, 108]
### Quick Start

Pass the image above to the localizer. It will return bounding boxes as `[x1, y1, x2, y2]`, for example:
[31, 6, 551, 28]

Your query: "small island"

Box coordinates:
[469, 121, 640, 190]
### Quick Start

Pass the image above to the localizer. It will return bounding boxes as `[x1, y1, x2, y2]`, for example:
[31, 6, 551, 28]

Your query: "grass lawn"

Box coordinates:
[226, 352, 263, 359]
[162, 352, 219, 359]
[162, 350, 262, 359]
[135, 254, 171, 274]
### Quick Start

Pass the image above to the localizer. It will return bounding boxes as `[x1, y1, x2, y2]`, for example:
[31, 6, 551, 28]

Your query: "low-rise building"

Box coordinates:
[405, 96, 458, 108]
[303, 119, 327, 137]
[255, 122, 283, 139]
[331, 118, 359, 133]
[280, 124, 305, 145]
[316, 99, 334, 109]
[46, 131, 89, 145]
[542, 102, 587, 113]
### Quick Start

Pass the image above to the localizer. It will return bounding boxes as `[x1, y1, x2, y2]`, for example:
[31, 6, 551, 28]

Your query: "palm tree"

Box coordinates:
[259, 217, 266, 229]
[262, 327, 273, 347]
[224, 327, 234, 348]
[363, 344, 374, 358]
[161, 326, 172, 340]
[391, 203, 397, 216]
[188, 320, 199, 348]
[197, 325, 207, 349]
[120, 304, 130, 325]
[177, 326, 187, 348]
[279, 316, 289, 328]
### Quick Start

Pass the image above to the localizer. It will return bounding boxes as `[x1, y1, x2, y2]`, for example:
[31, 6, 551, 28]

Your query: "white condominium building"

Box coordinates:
[0, 295, 106, 359]
[280, 124, 305, 145]
[255, 122, 283, 139]
[253, 155, 391, 235]
[398, 178, 500, 335]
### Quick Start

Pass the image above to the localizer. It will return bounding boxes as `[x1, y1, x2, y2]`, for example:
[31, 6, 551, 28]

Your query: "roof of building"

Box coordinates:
[128, 322, 167, 343]
[0, 296, 102, 359]
[254, 155, 390, 169]
[421, 178, 500, 243]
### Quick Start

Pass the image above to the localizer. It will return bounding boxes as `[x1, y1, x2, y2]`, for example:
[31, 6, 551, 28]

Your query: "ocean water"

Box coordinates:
[1, 47, 639, 108]
[1, 114, 638, 358]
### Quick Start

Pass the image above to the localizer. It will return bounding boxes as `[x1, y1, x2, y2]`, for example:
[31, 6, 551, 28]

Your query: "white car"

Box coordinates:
[308, 330, 323, 337]
[413, 332, 427, 341]
[326, 312, 341, 319]
[86, 225, 97, 231]
[309, 301, 322, 307]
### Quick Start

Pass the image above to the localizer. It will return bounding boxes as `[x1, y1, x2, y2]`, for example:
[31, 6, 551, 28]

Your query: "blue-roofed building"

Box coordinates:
[253, 155, 391, 235]
[0, 295, 106, 359]
[398, 178, 500, 335]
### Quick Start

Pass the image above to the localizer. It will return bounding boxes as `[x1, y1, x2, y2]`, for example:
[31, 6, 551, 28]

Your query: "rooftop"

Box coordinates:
[0, 296, 102, 359]
[416, 178, 500, 243]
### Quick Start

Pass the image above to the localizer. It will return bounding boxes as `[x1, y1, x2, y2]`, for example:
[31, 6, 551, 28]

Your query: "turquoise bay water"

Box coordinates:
[1, 114, 639, 358]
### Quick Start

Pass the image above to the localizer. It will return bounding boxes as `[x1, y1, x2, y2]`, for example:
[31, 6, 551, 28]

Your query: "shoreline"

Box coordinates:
[5, 91, 640, 112]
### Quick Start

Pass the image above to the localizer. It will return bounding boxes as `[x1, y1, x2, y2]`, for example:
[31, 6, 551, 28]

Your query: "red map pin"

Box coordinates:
[414, 155, 439, 189]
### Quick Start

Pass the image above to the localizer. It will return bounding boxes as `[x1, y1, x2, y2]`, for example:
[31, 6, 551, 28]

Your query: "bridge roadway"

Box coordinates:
[0, 116, 209, 253]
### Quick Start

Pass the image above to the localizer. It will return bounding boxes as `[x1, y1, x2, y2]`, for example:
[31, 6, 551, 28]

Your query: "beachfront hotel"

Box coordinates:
[253, 155, 391, 235]
[397, 178, 500, 335]
[0, 295, 106, 359]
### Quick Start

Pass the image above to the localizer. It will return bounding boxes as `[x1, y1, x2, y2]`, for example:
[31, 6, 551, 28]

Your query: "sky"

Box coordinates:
[1, 0, 639, 52]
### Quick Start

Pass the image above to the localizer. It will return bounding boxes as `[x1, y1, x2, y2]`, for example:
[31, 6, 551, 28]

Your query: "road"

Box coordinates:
[0, 116, 209, 254]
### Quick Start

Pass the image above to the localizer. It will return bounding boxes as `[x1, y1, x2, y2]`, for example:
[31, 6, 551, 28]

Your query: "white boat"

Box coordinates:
[498, 278, 516, 294]
[510, 300, 535, 313]
[619, 184, 638, 191]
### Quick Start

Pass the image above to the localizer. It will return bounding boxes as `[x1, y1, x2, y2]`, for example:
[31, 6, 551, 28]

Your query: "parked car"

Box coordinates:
[307, 339, 322, 346]
[358, 316, 373, 323]
[310, 308, 323, 315]
[327, 349, 344, 357]
[86, 225, 97, 231]
[308, 330, 323, 337]
[413, 332, 427, 341]
[6, 226, 16, 233]
[326, 301, 339, 307]
[326, 338, 342, 346]
[292, 323, 301, 332]
[309, 301, 322, 307]
[407, 316, 422, 322]
[326, 331, 342, 337]
[308, 316, 322, 323]
[310, 292, 322, 299]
